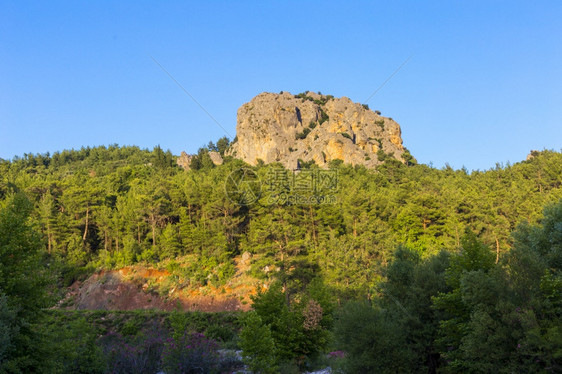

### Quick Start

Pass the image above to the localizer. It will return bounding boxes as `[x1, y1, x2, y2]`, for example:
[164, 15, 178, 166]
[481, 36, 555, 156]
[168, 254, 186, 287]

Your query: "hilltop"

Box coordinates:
[226, 91, 408, 169]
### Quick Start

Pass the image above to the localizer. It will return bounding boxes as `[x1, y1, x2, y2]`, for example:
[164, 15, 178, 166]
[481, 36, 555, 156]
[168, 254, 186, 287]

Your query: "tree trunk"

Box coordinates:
[309, 205, 317, 245]
[455, 226, 460, 247]
[82, 205, 89, 241]
[151, 214, 156, 246]
[47, 223, 52, 254]
[495, 235, 500, 264]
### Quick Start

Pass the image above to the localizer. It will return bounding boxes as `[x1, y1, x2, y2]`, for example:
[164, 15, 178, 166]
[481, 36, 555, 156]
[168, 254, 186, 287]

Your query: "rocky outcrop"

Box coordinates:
[176, 150, 223, 170]
[226, 91, 405, 168]
[177, 151, 193, 170]
[208, 151, 223, 165]
[527, 150, 540, 161]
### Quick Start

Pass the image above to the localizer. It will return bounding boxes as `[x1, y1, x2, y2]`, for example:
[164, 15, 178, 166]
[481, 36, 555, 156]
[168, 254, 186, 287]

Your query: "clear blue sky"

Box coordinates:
[1, 1, 561, 170]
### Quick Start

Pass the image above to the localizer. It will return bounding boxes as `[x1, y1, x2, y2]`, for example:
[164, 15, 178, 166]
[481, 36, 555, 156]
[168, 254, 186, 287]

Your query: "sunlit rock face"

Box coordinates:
[227, 91, 405, 169]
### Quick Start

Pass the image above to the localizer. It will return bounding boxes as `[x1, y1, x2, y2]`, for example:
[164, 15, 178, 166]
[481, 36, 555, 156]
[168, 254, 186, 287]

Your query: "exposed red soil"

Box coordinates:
[61, 257, 261, 312]
[68, 271, 175, 311]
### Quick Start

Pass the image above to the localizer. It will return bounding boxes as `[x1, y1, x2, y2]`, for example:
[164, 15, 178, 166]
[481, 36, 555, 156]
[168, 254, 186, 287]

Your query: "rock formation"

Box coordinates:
[177, 151, 193, 170]
[176, 150, 223, 170]
[527, 150, 540, 161]
[208, 151, 223, 165]
[226, 91, 405, 168]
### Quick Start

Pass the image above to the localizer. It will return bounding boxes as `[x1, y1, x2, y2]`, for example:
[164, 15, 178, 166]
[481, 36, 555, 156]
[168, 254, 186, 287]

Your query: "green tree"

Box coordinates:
[335, 301, 413, 373]
[216, 136, 230, 156]
[240, 311, 278, 374]
[152, 145, 174, 170]
[45, 315, 106, 374]
[334, 247, 450, 373]
[0, 194, 54, 372]
[159, 223, 181, 259]
[0, 293, 16, 365]
[432, 231, 496, 371]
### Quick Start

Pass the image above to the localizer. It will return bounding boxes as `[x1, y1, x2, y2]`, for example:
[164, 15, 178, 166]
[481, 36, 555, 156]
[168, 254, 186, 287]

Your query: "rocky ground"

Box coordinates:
[60, 256, 259, 312]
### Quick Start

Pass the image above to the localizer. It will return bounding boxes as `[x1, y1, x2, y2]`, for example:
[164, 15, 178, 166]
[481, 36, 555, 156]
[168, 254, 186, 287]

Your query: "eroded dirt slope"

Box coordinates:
[61, 256, 262, 312]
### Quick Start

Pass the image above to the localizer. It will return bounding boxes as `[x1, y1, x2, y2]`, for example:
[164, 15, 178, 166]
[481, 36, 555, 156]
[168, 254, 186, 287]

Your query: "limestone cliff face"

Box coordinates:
[227, 91, 405, 168]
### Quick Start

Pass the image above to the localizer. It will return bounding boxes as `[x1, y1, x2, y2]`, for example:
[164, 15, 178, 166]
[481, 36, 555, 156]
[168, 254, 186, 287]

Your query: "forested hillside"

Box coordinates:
[1, 144, 562, 372]
[1, 144, 561, 298]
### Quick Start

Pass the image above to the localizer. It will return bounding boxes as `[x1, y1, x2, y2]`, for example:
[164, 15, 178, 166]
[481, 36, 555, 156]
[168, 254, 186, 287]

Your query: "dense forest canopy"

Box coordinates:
[1, 143, 561, 372]
[1, 143, 561, 298]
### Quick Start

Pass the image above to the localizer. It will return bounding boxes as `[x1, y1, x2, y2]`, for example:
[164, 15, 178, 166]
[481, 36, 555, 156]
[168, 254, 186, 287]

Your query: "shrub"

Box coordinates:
[213, 261, 236, 286]
[401, 148, 417, 166]
[121, 316, 143, 336]
[296, 128, 311, 140]
[168, 310, 190, 340]
[294, 92, 315, 102]
[102, 328, 164, 374]
[278, 360, 300, 373]
[205, 323, 235, 343]
[217, 350, 244, 372]
[161, 332, 220, 374]
[318, 109, 329, 125]
[46, 317, 106, 374]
